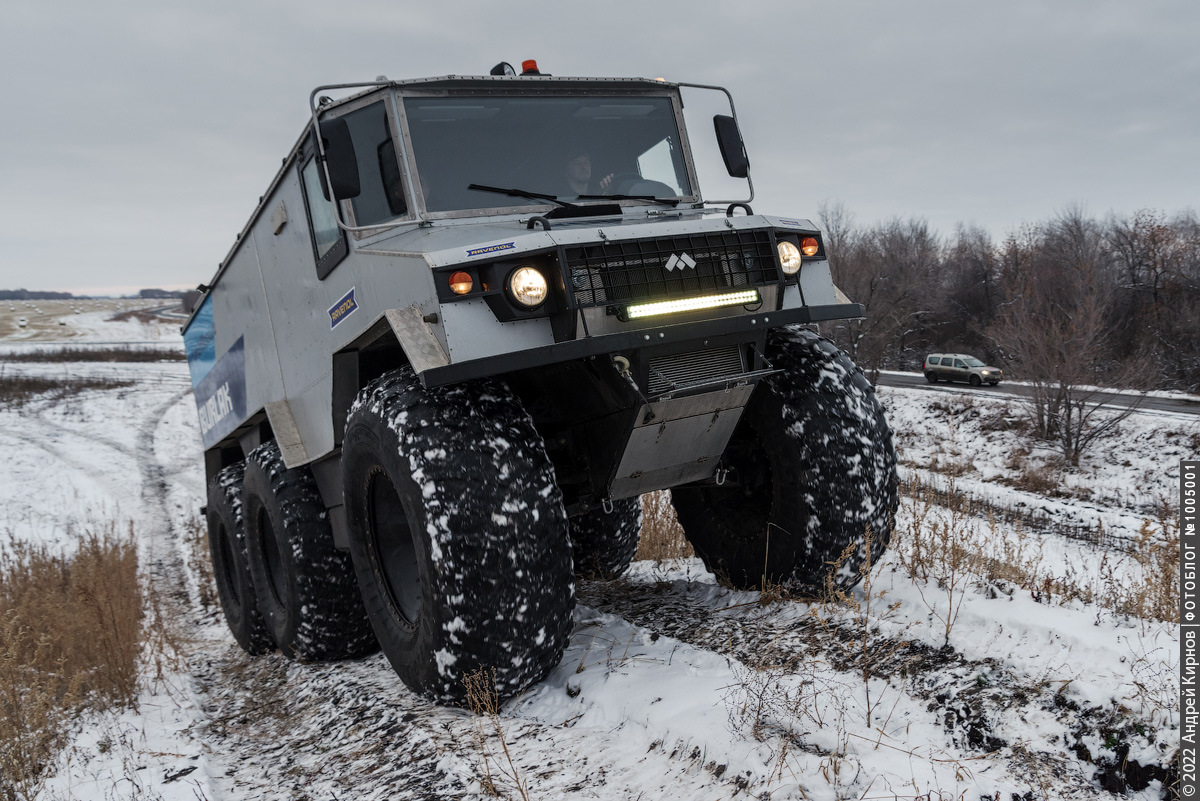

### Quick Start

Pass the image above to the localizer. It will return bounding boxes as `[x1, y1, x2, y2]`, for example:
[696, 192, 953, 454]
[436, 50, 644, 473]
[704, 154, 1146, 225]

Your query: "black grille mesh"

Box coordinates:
[648, 346, 744, 395]
[563, 229, 779, 308]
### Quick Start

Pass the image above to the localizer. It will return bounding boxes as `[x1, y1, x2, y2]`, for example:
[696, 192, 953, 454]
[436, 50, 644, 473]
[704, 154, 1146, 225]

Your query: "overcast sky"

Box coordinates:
[1, 1, 1196, 294]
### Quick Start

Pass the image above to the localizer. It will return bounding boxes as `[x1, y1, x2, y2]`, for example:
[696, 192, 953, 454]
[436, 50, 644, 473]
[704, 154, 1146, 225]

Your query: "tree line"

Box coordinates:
[817, 203, 1200, 394]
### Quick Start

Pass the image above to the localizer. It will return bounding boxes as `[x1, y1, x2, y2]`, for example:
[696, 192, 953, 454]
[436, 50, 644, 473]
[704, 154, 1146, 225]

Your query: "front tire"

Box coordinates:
[672, 327, 898, 595]
[969, 375, 982, 387]
[243, 441, 377, 661]
[342, 369, 574, 703]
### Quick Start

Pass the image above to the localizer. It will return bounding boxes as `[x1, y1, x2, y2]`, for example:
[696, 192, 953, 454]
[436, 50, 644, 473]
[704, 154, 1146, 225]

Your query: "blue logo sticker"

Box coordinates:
[194, 336, 247, 450]
[779, 219, 803, 228]
[466, 242, 516, 258]
[329, 288, 358, 329]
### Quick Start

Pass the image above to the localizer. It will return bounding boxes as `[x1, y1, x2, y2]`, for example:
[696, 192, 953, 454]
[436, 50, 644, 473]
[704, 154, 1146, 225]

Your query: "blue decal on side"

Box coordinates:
[194, 336, 247, 450]
[183, 294, 216, 388]
[466, 242, 515, 258]
[329, 288, 358, 329]
[778, 219, 803, 228]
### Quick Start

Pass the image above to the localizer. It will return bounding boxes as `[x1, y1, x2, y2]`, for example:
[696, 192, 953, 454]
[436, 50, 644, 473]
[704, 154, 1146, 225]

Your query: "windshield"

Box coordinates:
[403, 95, 693, 213]
[964, 357, 985, 367]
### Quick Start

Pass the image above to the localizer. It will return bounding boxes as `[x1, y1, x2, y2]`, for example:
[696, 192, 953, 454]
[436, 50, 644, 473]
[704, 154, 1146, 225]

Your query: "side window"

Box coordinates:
[928, 357, 940, 366]
[343, 102, 407, 226]
[954, 359, 966, 368]
[300, 154, 349, 279]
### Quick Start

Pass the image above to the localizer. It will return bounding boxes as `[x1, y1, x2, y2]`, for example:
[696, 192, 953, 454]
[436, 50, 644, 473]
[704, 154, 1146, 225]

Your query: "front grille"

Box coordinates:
[648, 346, 745, 395]
[563, 229, 779, 309]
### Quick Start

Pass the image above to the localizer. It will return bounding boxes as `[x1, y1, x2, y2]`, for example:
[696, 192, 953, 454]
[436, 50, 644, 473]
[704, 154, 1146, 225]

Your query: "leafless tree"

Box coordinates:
[991, 211, 1142, 465]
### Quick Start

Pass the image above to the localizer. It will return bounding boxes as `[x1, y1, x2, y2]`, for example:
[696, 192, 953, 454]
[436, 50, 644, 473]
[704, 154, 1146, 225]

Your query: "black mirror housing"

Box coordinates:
[713, 114, 749, 179]
[318, 117, 361, 200]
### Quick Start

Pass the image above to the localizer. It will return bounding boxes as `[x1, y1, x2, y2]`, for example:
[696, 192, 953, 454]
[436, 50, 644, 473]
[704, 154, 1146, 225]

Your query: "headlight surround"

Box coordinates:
[777, 241, 802, 275]
[507, 265, 548, 308]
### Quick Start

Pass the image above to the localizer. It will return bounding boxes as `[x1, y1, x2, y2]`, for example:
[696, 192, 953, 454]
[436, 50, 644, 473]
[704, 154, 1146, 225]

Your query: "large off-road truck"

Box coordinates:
[183, 61, 898, 702]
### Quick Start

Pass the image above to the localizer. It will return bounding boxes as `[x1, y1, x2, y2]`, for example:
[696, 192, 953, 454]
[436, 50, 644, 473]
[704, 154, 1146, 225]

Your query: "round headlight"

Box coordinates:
[508, 266, 548, 308]
[800, 236, 820, 257]
[777, 241, 802, 275]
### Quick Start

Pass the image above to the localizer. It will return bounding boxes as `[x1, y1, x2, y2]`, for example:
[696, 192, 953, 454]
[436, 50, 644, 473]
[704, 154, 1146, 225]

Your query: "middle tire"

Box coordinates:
[569, 498, 643, 580]
[243, 440, 377, 661]
[342, 369, 575, 703]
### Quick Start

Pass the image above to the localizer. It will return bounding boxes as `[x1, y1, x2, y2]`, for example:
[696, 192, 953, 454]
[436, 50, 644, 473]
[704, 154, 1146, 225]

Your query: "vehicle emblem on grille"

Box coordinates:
[664, 252, 697, 271]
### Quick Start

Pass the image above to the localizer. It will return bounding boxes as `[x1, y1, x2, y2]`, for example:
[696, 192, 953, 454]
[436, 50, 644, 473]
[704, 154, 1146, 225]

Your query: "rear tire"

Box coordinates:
[925, 371, 938, 383]
[570, 499, 642, 580]
[672, 327, 898, 595]
[243, 441, 377, 661]
[342, 369, 574, 703]
[206, 462, 272, 654]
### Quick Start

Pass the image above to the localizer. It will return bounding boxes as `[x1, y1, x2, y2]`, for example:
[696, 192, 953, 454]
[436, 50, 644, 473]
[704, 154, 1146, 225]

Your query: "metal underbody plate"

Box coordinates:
[609, 383, 755, 499]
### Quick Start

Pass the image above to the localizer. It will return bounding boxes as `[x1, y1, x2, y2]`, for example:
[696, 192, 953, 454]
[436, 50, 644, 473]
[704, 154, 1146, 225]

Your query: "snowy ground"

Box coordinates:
[1, 311, 1190, 800]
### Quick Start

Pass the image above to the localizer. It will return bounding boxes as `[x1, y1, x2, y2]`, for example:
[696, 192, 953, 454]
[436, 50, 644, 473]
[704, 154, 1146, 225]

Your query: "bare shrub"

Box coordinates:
[0, 527, 142, 800]
[463, 668, 530, 800]
[1100, 517, 1179, 625]
[635, 491, 693, 561]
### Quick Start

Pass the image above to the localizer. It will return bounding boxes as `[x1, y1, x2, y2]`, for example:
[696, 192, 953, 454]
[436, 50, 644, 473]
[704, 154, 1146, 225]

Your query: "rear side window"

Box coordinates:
[928, 357, 941, 366]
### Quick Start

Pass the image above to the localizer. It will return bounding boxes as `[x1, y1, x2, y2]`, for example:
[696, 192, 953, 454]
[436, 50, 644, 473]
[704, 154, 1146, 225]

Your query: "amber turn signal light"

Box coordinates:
[449, 271, 473, 295]
[800, 237, 820, 257]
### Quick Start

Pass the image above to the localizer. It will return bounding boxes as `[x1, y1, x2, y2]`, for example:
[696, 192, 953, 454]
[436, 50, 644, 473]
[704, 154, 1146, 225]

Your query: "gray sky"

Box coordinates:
[1, 1, 1196, 294]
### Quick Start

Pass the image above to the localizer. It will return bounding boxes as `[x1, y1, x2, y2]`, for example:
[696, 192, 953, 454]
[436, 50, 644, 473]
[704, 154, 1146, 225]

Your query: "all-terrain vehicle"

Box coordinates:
[183, 60, 898, 702]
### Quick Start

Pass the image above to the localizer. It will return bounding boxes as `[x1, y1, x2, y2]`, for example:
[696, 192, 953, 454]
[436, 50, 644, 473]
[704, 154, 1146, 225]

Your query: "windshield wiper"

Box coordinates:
[467, 184, 578, 209]
[578, 193, 680, 206]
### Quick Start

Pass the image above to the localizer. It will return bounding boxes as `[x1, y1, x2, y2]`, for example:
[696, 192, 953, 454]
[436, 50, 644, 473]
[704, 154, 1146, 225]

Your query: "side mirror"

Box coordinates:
[713, 114, 749, 179]
[318, 117, 361, 200]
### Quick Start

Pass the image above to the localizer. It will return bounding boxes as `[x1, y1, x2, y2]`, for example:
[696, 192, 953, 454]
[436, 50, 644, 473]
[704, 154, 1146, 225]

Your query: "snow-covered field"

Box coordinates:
[0, 309, 1189, 800]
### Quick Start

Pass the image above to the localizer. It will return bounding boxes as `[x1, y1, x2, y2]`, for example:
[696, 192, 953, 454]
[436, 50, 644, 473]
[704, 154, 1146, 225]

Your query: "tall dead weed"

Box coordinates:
[0, 525, 146, 801]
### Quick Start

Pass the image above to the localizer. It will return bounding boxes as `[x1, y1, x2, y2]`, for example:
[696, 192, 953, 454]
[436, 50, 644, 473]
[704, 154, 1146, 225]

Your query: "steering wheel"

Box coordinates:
[602, 172, 646, 195]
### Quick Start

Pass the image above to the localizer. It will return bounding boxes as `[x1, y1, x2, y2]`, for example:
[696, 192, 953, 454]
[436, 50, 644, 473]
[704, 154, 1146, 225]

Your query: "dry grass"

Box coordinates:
[0, 346, 184, 363]
[0, 527, 143, 801]
[0, 374, 135, 410]
[635, 491, 694, 561]
[181, 513, 217, 614]
[463, 668, 530, 800]
[896, 477, 1179, 625]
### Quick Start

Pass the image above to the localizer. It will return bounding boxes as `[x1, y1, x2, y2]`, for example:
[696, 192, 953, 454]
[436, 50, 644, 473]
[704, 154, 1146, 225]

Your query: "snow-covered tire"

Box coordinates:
[672, 327, 898, 594]
[342, 369, 574, 703]
[569, 499, 642, 580]
[243, 440, 377, 661]
[206, 462, 273, 654]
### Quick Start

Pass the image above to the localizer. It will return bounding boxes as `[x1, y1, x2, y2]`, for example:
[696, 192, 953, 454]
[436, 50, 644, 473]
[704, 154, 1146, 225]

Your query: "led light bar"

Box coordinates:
[625, 289, 761, 320]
